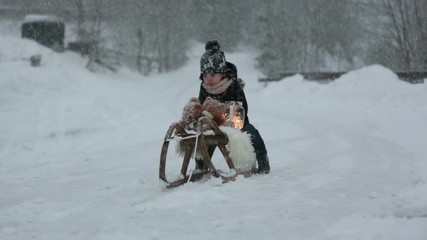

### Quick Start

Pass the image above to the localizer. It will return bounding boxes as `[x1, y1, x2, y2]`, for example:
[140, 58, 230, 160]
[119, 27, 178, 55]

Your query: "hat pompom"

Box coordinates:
[205, 40, 221, 53]
[200, 40, 227, 74]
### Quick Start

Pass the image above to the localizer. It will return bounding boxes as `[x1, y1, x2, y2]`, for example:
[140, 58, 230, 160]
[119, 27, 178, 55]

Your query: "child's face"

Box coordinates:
[203, 73, 224, 87]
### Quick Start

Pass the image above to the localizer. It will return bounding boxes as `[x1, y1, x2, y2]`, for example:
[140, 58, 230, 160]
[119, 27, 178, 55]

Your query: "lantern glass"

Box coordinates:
[224, 101, 245, 129]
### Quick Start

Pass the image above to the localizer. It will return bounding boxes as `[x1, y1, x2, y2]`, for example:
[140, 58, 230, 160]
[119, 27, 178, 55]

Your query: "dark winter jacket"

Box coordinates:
[198, 62, 250, 127]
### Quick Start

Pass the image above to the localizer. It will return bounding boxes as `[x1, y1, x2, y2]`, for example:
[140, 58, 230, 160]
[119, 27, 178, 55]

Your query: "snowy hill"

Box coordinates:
[1, 36, 426, 240]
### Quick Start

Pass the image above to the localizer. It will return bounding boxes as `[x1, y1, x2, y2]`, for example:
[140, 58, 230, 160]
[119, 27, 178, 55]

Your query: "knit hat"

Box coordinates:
[200, 40, 228, 74]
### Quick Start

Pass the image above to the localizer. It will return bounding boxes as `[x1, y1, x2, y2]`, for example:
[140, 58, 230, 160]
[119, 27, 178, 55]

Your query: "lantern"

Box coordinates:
[224, 101, 245, 130]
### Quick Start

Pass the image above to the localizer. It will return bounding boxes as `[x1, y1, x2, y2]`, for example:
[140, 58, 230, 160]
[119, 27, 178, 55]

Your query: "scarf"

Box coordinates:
[202, 78, 232, 95]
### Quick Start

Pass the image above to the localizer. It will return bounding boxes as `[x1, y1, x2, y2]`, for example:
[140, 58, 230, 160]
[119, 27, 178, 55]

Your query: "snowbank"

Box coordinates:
[0, 36, 86, 67]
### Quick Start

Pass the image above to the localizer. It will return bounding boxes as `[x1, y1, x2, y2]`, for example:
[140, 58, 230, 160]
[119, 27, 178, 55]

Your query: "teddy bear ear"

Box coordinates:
[189, 97, 200, 103]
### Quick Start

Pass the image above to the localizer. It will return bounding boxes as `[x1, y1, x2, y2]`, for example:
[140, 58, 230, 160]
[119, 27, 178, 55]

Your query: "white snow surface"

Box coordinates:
[23, 15, 63, 23]
[1, 36, 426, 240]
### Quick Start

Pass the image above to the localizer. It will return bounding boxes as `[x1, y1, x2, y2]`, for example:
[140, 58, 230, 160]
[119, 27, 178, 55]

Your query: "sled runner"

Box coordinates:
[159, 117, 256, 188]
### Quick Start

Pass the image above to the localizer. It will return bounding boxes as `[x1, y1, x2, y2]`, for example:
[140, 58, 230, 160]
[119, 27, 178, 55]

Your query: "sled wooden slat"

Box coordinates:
[218, 143, 236, 170]
[179, 135, 228, 148]
[180, 145, 193, 176]
[159, 141, 169, 182]
[159, 117, 257, 188]
[197, 135, 220, 177]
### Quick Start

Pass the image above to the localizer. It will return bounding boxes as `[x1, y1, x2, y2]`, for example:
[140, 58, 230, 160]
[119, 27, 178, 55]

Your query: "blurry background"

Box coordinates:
[0, 0, 426, 76]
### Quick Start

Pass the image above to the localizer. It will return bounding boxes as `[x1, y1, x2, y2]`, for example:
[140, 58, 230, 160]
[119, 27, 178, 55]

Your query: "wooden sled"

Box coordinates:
[159, 117, 256, 188]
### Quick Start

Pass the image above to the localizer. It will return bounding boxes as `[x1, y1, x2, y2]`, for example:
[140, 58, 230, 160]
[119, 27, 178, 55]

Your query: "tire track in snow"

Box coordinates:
[255, 105, 419, 218]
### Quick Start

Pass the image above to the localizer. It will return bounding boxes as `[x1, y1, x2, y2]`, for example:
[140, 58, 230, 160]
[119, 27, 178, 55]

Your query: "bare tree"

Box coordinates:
[72, 0, 85, 39]
[380, 0, 427, 70]
[7, 0, 424, 75]
[245, 0, 364, 74]
[413, 0, 427, 69]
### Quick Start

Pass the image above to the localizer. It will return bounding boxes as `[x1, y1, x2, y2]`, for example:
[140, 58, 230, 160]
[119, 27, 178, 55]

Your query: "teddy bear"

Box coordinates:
[202, 97, 229, 126]
[178, 97, 229, 129]
[178, 97, 204, 129]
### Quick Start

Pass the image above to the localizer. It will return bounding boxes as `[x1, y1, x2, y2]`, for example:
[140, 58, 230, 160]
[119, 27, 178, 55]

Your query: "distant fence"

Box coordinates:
[258, 71, 427, 84]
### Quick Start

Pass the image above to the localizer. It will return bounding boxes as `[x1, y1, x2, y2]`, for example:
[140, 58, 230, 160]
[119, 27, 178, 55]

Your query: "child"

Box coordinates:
[196, 40, 270, 174]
